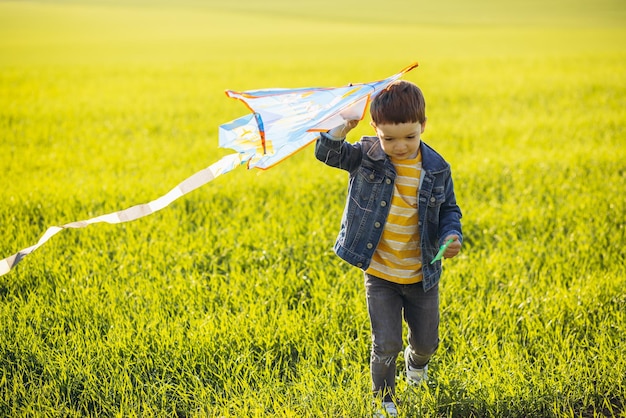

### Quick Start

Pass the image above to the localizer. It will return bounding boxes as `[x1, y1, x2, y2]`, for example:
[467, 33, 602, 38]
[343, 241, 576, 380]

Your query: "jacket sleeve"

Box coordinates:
[314, 132, 363, 173]
[438, 172, 463, 246]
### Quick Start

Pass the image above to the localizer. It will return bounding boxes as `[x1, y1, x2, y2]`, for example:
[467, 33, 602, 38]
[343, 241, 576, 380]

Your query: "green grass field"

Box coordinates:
[1, 0, 625, 416]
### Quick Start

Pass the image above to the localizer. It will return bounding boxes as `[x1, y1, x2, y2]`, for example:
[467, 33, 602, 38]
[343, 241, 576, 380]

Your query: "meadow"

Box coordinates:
[0, 0, 625, 416]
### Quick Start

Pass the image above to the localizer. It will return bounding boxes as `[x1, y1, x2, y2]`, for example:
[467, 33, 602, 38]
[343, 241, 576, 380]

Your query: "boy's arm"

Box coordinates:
[314, 120, 362, 171]
[439, 173, 463, 258]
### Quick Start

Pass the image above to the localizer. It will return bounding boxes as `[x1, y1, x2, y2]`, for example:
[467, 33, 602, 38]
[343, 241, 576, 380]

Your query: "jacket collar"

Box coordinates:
[364, 137, 388, 162]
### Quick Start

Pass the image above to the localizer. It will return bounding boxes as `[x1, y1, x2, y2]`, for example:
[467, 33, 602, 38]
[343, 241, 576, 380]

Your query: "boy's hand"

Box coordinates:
[328, 119, 359, 138]
[443, 235, 461, 259]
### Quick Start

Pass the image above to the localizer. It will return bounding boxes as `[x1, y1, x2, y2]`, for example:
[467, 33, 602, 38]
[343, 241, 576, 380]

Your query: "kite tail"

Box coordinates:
[0, 153, 250, 277]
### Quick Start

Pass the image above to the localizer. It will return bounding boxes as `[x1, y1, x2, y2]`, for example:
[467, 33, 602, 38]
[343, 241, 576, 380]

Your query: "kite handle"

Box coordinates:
[430, 238, 454, 265]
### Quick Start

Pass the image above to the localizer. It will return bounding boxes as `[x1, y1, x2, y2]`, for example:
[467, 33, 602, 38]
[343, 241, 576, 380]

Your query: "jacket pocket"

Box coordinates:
[354, 166, 384, 202]
[426, 187, 446, 222]
[357, 165, 385, 184]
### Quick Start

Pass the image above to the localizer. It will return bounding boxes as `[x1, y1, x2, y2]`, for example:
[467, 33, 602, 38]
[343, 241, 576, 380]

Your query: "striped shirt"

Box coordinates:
[365, 151, 422, 284]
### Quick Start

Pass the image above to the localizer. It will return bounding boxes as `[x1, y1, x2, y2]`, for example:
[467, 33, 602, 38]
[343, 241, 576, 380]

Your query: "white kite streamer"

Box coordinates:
[0, 153, 248, 276]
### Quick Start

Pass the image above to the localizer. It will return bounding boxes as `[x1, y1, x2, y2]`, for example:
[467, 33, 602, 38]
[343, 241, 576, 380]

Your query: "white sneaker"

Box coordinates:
[405, 346, 428, 386]
[373, 401, 398, 418]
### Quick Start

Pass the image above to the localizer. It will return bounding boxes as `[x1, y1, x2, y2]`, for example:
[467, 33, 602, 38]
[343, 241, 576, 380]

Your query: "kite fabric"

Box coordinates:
[220, 62, 418, 170]
[0, 62, 418, 277]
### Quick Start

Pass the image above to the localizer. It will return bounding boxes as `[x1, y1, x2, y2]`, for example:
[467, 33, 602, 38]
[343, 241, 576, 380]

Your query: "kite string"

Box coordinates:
[0, 152, 250, 277]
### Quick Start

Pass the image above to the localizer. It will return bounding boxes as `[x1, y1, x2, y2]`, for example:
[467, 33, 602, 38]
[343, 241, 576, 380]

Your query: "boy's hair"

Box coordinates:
[370, 80, 426, 125]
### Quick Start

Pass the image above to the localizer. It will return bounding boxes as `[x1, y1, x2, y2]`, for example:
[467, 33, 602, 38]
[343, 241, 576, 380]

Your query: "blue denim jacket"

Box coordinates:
[315, 132, 463, 292]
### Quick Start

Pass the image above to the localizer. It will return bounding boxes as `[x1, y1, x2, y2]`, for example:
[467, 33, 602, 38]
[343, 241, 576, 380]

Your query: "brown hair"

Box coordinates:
[370, 80, 426, 125]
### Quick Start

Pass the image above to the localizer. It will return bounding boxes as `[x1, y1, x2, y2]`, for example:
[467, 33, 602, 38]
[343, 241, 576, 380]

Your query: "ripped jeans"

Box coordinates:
[365, 274, 440, 402]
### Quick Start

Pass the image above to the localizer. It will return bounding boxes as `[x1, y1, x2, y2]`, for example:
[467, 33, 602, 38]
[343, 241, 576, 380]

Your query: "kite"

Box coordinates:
[0, 62, 418, 276]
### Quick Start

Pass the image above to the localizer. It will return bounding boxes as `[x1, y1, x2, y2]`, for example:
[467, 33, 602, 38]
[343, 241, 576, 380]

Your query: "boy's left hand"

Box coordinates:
[443, 235, 461, 259]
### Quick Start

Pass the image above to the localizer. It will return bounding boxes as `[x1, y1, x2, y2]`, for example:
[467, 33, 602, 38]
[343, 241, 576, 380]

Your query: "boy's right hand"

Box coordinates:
[442, 235, 462, 259]
[328, 119, 359, 139]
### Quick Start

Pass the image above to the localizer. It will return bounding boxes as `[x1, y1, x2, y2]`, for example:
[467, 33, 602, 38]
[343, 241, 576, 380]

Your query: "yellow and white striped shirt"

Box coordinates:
[366, 151, 422, 284]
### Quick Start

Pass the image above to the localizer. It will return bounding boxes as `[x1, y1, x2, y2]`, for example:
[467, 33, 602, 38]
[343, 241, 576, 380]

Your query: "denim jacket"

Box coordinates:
[315, 132, 463, 292]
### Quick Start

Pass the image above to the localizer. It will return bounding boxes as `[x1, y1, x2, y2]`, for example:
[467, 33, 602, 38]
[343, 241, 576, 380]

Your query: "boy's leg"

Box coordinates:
[403, 283, 440, 368]
[365, 274, 404, 402]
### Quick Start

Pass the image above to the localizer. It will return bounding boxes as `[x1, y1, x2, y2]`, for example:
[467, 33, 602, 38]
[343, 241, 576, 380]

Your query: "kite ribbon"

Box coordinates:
[0, 153, 248, 276]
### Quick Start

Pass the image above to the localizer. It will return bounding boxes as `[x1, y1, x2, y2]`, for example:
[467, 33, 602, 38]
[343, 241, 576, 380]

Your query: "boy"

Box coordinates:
[315, 80, 462, 417]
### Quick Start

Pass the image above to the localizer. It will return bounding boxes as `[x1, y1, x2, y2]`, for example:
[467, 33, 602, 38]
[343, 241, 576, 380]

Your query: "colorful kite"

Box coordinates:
[0, 62, 418, 276]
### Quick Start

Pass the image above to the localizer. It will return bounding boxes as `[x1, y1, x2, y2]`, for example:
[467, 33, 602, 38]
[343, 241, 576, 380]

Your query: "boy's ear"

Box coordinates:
[370, 121, 377, 130]
[421, 120, 426, 133]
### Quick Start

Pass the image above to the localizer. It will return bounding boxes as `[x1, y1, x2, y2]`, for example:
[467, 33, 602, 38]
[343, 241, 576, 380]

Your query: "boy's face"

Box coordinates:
[371, 121, 425, 160]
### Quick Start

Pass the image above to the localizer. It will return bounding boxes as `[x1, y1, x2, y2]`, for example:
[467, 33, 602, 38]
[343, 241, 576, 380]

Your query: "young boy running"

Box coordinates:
[315, 80, 463, 417]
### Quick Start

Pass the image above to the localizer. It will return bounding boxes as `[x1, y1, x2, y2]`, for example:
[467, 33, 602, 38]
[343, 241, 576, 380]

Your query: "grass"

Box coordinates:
[1, 0, 625, 416]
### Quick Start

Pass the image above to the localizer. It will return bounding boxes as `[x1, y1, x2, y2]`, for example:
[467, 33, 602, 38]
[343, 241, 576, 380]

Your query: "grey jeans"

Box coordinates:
[365, 273, 440, 402]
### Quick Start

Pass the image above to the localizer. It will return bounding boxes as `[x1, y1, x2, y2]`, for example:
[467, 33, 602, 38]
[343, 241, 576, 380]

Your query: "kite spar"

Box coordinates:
[0, 62, 418, 276]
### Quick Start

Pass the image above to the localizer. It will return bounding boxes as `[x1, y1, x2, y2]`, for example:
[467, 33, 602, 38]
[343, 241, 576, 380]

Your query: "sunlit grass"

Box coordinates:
[1, 0, 625, 416]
